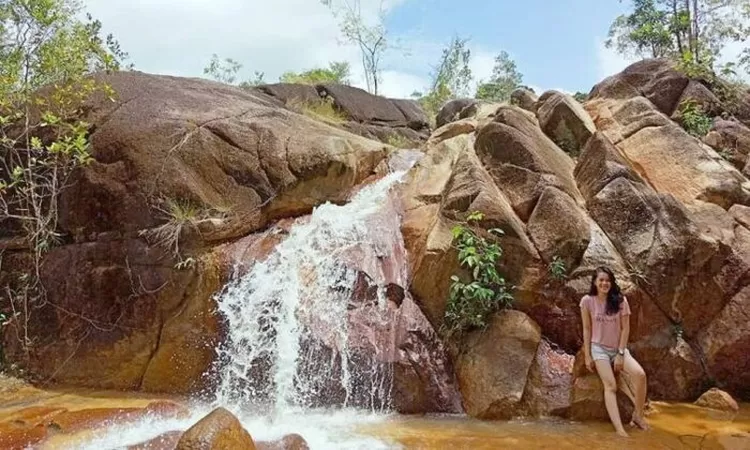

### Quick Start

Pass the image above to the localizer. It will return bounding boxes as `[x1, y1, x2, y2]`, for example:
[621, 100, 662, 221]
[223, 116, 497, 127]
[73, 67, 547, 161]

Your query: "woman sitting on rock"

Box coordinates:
[580, 266, 649, 436]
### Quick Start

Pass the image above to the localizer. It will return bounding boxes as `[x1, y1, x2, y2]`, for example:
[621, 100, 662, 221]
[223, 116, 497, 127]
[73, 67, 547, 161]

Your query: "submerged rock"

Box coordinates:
[695, 388, 740, 413]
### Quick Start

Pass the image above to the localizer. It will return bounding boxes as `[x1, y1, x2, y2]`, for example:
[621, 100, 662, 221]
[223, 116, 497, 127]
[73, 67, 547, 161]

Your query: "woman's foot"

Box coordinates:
[629, 415, 650, 430]
[616, 428, 630, 437]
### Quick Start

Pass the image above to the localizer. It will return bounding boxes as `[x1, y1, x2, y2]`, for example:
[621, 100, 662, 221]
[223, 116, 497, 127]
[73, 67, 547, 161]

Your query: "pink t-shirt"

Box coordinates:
[579, 295, 631, 350]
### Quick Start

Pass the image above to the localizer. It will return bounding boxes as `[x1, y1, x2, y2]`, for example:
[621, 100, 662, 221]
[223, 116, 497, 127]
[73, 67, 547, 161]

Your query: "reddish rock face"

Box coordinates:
[520, 340, 574, 417]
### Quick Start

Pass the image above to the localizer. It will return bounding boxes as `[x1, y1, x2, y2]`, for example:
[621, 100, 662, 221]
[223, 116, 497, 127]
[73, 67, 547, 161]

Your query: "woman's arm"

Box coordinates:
[580, 302, 593, 371]
[615, 303, 630, 372]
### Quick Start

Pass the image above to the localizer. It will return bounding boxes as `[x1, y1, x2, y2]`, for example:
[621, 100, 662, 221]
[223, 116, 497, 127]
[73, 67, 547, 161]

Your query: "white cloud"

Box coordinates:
[81, 0, 420, 97]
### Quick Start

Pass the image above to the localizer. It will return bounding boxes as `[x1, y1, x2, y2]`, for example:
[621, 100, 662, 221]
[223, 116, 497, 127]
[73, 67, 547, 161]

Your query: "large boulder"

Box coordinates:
[455, 310, 542, 419]
[694, 388, 740, 412]
[535, 90, 596, 155]
[510, 88, 538, 112]
[703, 119, 750, 175]
[589, 58, 689, 116]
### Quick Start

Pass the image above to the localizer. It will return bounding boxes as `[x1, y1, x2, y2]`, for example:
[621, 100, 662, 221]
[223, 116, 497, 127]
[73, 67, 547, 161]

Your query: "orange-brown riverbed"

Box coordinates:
[1, 376, 749, 449]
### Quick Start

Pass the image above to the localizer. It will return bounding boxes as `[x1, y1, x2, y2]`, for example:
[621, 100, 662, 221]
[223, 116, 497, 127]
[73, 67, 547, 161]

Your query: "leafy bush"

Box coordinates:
[442, 211, 514, 338]
[385, 133, 415, 149]
[678, 99, 712, 137]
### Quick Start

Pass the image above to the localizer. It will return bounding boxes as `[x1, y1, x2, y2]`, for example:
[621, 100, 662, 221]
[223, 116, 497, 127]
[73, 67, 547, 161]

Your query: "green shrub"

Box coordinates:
[548, 255, 567, 281]
[287, 97, 347, 124]
[678, 99, 712, 137]
[385, 133, 415, 149]
[442, 211, 514, 338]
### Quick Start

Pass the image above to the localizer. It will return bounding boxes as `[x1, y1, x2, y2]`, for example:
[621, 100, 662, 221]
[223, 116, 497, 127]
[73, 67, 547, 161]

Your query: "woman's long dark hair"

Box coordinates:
[589, 266, 623, 315]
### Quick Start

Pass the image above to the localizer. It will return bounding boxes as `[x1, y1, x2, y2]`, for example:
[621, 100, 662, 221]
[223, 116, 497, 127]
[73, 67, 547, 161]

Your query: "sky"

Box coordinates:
[80, 0, 649, 98]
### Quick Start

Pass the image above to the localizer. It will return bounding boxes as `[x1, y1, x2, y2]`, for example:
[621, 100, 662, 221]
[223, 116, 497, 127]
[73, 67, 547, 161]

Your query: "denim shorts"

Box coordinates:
[591, 343, 625, 362]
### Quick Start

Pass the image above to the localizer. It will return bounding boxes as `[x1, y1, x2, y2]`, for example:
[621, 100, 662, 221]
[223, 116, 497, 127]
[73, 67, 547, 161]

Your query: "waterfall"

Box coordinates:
[212, 170, 410, 416]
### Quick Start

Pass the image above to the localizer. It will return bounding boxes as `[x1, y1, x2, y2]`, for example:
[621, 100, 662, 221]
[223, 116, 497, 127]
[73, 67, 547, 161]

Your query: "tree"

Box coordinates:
[202, 54, 265, 88]
[607, 0, 750, 72]
[279, 61, 351, 84]
[474, 51, 523, 102]
[418, 36, 473, 118]
[0, 0, 128, 350]
[606, 0, 674, 58]
[321, 0, 388, 95]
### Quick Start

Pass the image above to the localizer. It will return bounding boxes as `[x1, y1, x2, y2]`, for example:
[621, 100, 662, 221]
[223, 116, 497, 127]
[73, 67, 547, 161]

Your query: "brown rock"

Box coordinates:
[317, 83, 408, 125]
[526, 186, 591, 267]
[256, 83, 321, 106]
[569, 351, 635, 422]
[590, 58, 689, 116]
[455, 310, 542, 419]
[535, 90, 596, 154]
[697, 286, 750, 399]
[57, 71, 388, 242]
[176, 408, 256, 450]
[436, 98, 478, 128]
[673, 80, 724, 119]
[475, 105, 583, 221]
[695, 388, 740, 412]
[390, 98, 430, 130]
[587, 95, 750, 209]
[520, 339, 574, 417]
[511, 88, 538, 112]
[129, 431, 183, 450]
[1, 239, 221, 392]
[256, 434, 310, 450]
[708, 119, 750, 173]
[426, 119, 477, 146]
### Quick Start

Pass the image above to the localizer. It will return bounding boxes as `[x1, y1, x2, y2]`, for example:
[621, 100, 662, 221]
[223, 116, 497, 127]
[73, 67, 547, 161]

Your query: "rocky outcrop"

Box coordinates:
[257, 82, 430, 146]
[176, 408, 256, 450]
[511, 88, 538, 112]
[435, 98, 479, 128]
[520, 340, 574, 417]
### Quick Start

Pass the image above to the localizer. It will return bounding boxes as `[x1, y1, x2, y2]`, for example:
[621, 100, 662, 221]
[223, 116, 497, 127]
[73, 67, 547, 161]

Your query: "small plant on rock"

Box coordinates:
[548, 255, 567, 281]
[442, 211, 514, 338]
[678, 99, 713, 137]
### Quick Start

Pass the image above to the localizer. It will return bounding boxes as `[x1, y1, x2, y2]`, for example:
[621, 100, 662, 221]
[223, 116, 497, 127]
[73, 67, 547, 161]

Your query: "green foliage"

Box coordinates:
[280, 61, 351, 85]
[548, 256, 568, 281]
[442, 211, 514, 338]
[607, 0, 750, 76]
[203, 53, 265, 88]
[678, 99, 713, 137]
[573, 91, 588, 103]
[384, 133, 414, 149]
[474, 51, 523, 103]
[417, 36, 473, 120]
[0, 0, 128, 351]
[286, 97, 348, 124]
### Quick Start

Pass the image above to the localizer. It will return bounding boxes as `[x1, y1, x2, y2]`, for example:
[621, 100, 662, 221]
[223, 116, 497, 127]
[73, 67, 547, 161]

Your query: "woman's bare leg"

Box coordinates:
[623, 351, 649, 430]
[594, 359, 628, 437]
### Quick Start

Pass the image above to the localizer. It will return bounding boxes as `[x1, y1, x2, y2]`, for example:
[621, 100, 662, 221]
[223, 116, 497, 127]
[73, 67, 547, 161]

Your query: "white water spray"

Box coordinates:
[212, 170, 410, 416]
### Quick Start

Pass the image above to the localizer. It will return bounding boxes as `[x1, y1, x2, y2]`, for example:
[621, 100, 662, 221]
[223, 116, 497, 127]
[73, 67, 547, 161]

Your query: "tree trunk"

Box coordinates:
[691, 0, 700, 63]
[671, 0, 685, 55]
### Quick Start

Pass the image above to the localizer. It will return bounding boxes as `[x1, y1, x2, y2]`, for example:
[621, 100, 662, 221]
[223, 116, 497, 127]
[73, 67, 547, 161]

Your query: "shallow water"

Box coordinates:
[1, 380, 749, 450]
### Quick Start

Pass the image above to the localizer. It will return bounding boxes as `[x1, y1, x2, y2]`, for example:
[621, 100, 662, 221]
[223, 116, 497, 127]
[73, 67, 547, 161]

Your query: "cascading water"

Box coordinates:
[212, 169, 411, 417]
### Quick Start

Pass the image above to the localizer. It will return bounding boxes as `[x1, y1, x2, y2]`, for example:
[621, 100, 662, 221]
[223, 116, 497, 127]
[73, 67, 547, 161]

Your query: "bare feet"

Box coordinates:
[629, 415, 650, 430]
[616, 429, 630, 437]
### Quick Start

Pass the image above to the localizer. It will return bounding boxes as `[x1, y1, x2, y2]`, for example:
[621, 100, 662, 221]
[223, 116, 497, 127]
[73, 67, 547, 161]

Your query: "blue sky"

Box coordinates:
[384, 0, 630, 93]
[82, 0, 636, 98]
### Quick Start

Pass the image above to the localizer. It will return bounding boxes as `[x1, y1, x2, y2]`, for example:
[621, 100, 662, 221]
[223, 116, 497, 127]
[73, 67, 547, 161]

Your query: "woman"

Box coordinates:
[580, 266, 649, 437]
